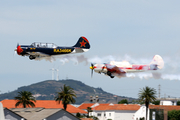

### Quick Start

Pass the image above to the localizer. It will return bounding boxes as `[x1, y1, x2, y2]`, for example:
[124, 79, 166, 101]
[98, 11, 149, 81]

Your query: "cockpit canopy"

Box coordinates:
[31, 42, 57, 48]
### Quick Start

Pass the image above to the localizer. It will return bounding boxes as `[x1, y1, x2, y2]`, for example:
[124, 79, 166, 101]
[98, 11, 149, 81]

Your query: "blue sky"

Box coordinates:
[1, 0, 180, 99]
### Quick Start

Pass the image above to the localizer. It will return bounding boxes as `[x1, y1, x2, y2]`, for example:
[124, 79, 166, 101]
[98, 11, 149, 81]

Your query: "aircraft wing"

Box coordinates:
[105, 64, 126, 74]
[104, 64, 126, 78]
[28, 52, 50, 57]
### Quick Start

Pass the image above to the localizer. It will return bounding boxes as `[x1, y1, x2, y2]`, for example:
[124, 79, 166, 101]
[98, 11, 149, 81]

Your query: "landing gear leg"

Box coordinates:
[107, 71, 114, 78]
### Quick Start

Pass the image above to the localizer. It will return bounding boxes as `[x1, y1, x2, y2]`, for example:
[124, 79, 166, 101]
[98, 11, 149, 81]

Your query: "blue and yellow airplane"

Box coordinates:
[15, 36, 90, 60]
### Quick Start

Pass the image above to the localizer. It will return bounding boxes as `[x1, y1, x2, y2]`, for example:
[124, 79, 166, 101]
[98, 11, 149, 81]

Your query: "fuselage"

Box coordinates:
[93, 64, 152, 74]
[17, 45, 76, 56]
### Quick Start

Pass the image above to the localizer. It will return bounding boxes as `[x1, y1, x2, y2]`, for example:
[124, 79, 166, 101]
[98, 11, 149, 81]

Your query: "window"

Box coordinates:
[97, 113, 101, 116]
[109, 113, 111, 116]
[104, 113, 106, 116]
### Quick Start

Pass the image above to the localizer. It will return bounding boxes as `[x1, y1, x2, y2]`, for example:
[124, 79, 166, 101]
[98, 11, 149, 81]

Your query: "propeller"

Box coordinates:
[90, 63, 94, 78]
[14, 43, 19, 57]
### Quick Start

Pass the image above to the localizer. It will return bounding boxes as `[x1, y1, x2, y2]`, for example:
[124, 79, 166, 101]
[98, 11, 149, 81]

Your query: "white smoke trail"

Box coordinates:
[161, 74, 180, 80]
[126, 73, 153, 79]
[126, 73, 180, 81]
[37, 54, 180, 81]
[57, 55, 88, 65]
[35, 55, 88, 65]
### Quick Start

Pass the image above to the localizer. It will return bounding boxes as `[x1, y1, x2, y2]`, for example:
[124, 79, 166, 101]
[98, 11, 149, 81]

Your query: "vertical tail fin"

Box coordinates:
[150, 55, 164, 69]
[73, 36, 90, 49]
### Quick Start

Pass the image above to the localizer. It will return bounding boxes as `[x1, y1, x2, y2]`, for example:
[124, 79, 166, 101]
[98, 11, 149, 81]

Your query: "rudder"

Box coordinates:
[150, 55, 164, 69]
[73, 36, 90, 49]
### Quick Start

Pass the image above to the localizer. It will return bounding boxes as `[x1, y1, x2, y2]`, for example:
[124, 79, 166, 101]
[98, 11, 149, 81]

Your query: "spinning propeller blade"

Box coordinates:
[90, 63, 94, 78]
[14, 43, 19, 57]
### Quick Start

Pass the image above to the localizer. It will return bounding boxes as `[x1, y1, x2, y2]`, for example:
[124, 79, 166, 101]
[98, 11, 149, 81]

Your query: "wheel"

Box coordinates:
[29, 55, 36, 60]
[110, 76, 114, 78]
[107, 71, 114, 78]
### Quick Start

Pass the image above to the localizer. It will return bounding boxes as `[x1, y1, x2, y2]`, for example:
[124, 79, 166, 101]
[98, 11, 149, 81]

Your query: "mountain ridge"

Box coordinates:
[0, 79, 135, 104]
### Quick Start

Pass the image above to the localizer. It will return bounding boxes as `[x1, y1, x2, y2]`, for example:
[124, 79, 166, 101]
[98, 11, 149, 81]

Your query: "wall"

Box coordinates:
[4, 109, 24, 120]
[115, 110, 136, 120]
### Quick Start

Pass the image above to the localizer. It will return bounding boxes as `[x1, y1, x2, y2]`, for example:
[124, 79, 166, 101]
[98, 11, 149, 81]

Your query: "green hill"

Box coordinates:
[0, 79, 134, 104]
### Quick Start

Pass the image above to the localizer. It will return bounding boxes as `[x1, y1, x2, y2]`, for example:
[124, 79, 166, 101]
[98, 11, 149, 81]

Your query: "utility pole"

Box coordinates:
[158, 84, 161, 98]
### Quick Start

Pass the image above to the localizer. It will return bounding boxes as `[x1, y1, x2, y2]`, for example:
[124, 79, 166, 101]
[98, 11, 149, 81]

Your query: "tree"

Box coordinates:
[55, 84, 76, 110]
[14, 91, 36, 108]
[76, 112, 81, 118]
[152, 100, 160, 105]
[138, 86, 156, 120]
[140, 117, 145, 120]
[168, 110, 180, 120]
[87, 107, 93, 117]
[118, 99, 128, 104]
[177, 101, 180, 106]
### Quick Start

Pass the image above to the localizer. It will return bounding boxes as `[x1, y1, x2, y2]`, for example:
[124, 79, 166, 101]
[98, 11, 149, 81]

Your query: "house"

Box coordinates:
[78, 103, 95, 111]
[158, 98, 178, 105]
[133, 105, 180, 120]
[0, 102, 12, 120]
[133, 105, 148, 120]
[4, 108, 26, 120]
[89, 104, 140, 120]
[1, 99, 87, 115]
[10, 108, 81, 120]
[78, 103, 112, 112]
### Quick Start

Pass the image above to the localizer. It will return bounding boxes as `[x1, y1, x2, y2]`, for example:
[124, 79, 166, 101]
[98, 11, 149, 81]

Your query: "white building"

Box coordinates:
[0, 102, 10, 120]
[159, 98, 178, 105]
[133, 105, 149, 120]
[89, 104, 140, 120]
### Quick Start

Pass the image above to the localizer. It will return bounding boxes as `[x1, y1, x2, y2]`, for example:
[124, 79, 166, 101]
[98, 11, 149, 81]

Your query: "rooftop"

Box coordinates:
[1, 99, 87, 114]
[149, 105, 180, 111]
[78, 103, 95, 109]
[94, 104, 141, 111]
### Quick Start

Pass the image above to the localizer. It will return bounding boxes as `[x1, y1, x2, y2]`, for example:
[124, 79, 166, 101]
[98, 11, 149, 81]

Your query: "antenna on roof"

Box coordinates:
[158, 84, 161, 99]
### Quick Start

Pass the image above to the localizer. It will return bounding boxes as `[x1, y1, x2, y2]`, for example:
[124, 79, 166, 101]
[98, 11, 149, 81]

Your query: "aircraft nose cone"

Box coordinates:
[90, 66, 94, 69]
[17, 45, 23, 55]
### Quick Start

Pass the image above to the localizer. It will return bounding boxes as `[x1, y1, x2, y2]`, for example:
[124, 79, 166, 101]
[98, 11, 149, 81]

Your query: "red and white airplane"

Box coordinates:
[90, 55, 164, 78]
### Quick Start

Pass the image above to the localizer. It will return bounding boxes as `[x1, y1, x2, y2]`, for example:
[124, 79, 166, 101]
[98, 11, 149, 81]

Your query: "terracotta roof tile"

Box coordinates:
[149, 105, 180, 111]
[78, 103, 112, 110]
[1, 100, 87, 114]
[81, 118, 93, 120]
[78, 103, 95, 109]
[95, 104, 140, 111]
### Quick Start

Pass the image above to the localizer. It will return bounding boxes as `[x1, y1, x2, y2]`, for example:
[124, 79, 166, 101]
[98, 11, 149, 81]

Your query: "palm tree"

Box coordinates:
[138, 86, 156, 120]
[55, 84, 76, 110]
[15, 91, 36, 108]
